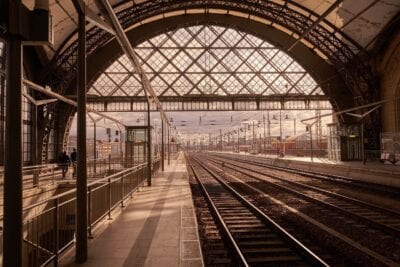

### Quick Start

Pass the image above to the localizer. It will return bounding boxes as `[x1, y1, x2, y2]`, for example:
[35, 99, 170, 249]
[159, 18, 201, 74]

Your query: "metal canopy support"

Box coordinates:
[301, 98, 397, 123]
[95, 0, 170, 127]
[3, 1, 23, 266]
[24, 79, 126, 126]
[287, 0, 344, 51]
[72, 0, 88, 262]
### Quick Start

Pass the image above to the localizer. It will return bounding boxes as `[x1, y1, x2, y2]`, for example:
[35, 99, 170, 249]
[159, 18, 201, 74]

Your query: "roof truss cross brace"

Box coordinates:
[93, 0, 171, 126]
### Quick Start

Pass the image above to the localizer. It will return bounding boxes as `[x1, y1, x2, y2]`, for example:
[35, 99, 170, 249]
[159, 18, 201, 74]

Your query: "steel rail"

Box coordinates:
[209, 155, 400, 217]
[206, 156, 400, 237]
[214, 153, 400, 196]
[188, 158, 248, 267]
[190, 156, 329, 266]
[194, 154, 399, 266]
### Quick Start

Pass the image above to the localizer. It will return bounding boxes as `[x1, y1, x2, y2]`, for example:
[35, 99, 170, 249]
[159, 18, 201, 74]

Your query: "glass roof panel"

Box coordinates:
[90, 25, 325, 98]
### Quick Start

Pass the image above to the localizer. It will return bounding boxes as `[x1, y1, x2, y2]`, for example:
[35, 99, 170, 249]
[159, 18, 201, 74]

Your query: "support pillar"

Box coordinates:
[75, 3, 88, 263]
[4, 3, 23, 265]
[161, 119, 164, 171]
[146, 102, 151, 186]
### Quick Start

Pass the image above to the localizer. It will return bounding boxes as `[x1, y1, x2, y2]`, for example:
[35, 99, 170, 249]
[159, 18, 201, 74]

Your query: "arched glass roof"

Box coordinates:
[88, 25, 324, 98]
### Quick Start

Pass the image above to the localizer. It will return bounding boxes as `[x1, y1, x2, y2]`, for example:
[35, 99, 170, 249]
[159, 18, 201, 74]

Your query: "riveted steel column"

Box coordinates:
[75, 3, 88, 263]
[4, 1, 23, 266]
[161, 119, 164, 171]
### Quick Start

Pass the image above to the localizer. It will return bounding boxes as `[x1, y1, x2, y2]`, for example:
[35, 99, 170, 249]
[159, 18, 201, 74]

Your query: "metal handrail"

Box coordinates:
[20, 158, 161, 266]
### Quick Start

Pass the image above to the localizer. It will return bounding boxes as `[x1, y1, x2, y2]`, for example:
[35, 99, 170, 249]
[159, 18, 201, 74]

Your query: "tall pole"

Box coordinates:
[75, 2, 88, 262]
[279, 110, 283, 157]
[161, 119, 164, 171]
[244, 124, 246, 153]
[267, 111, 271, 150]
[220, 129, 222, 152]
[263, 115, 266, 153]
[93, 120, 97, 172]
[252, 121, 255, 151]
[167, 126, 170, 165]
[294, 118, 297, 136]
[147, 102, 151, 186]
[237, 126, 240, 153]
[4, 1, 23, 265]
[310, 125, 314, 162]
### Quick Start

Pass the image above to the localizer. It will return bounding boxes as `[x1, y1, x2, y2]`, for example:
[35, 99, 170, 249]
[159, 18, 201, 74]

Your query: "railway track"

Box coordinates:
[206, 155, 400, 237]
[187, 156, 328, 266]
[211, 153, 400, 197]
[193, 154, 400, 266]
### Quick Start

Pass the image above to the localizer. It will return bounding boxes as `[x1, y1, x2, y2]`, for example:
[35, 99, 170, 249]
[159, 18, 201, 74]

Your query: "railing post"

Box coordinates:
[88, 186, 93, 239]
[108, 178, 112, 220]
[121, 173, 125, 208]
[53, 198, 59, 267]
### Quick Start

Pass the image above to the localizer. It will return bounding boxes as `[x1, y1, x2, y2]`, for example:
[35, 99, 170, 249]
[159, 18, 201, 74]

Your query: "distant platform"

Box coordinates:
[212, 151, 400, 188]
[61, 153, 203, 267]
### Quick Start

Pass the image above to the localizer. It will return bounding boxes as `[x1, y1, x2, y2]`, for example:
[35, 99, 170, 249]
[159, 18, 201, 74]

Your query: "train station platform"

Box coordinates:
[213, 152, 400, 188]
[61, 153, 203, 267]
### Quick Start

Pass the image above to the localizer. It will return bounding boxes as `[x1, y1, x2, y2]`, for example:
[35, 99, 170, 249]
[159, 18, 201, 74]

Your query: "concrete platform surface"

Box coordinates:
[62, 152, 203, 267]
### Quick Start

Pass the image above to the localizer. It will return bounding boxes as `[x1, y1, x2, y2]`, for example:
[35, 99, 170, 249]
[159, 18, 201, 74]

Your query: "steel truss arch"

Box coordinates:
[39, 0, 379, 162]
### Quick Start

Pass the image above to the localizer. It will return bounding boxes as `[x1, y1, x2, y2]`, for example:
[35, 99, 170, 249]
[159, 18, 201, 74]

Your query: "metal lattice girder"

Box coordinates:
[47, 0, 373, 102]
[88, 25, 324, 100]
[95, 0, 171, 125]
[39, 0, 379, 158]
[82, 95, 332, 112]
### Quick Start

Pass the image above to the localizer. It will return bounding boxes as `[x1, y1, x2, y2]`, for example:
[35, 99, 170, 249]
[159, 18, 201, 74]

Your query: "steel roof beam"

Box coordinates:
[287, 0, 344, 52]
[95, 0, 171, 126]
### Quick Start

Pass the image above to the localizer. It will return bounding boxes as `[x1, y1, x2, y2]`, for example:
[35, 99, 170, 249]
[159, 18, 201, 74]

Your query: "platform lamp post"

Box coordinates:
[23, 94, 57, 186]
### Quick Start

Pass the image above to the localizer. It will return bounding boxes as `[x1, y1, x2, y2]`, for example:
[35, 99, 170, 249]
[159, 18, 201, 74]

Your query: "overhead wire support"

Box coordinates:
[95, 0, 171, 127]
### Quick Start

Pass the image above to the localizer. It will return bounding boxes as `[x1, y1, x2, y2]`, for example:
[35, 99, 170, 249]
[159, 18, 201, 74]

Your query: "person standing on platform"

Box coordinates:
[59, 151, 70, 178]
[70, 148, 77, 178]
